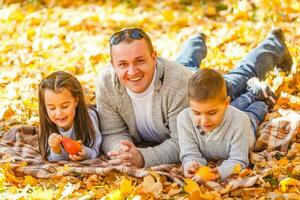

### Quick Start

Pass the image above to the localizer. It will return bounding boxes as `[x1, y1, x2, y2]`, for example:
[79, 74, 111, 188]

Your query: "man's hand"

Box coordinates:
[48, 133, 62, 154]
[107, 140, 145, 168]
[185, 162, 201, 179]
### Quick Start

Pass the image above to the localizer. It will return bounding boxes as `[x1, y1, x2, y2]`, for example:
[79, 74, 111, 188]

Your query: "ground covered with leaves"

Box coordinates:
[0, 0, 299, 199]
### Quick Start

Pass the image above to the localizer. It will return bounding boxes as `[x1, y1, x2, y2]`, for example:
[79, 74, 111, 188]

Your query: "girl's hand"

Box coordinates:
[185, 162, 201, 178]
[69, 141, 86, 161]
[48, 133, 63, 154]
[210, 168, 220, 181]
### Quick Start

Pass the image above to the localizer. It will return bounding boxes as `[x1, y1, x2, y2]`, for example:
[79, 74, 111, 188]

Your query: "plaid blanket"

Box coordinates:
[0, 109, 299, 193]
[254, 109, 300, 152]
[0, 126, 183, 184]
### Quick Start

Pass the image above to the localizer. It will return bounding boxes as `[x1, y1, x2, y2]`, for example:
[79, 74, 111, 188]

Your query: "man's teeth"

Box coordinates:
[129, 77, 142, 81]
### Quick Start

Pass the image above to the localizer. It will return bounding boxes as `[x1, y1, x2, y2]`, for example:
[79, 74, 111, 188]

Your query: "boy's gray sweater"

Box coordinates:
[177, 105, 255, 180]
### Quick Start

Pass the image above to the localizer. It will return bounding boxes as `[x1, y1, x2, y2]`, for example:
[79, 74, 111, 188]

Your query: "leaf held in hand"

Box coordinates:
[232, 164, 242, 174]
[195, 166, 215, 181]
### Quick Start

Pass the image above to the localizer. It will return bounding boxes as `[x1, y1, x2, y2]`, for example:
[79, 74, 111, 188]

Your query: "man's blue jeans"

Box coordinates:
[176, 32, 287, 100]
[230, 92, 268, 136]
[175, 35, 207, 71]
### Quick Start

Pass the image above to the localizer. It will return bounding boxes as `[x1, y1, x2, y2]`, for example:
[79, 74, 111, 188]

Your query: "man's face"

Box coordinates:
[190, 97, 230, 133]
[110, 39, 156, 93]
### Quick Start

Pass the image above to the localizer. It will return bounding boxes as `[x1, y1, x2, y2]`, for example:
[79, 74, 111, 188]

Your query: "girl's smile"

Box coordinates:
[44, 88, 78, 131]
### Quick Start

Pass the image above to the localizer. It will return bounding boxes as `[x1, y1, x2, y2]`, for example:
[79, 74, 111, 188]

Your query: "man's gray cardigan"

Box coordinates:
[95, 57, 192, 167]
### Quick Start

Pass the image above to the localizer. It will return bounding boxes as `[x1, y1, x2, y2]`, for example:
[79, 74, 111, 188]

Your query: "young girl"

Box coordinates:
[38, 71, 102, 161]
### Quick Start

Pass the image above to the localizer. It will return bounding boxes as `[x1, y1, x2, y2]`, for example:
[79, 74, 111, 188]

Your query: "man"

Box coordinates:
[96, 28, 292, 168]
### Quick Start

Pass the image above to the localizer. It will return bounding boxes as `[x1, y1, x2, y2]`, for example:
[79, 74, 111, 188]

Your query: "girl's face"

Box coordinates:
[44, 88, 78, 131]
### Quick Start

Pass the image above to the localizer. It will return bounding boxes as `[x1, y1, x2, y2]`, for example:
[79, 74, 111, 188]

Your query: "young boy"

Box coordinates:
[177, 68, 275, 181]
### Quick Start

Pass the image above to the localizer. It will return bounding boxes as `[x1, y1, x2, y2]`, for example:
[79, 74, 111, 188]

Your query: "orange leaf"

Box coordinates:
[120, 177, 133, 195]
[24, 175, 38, 186]
[184, 179, 199, 194]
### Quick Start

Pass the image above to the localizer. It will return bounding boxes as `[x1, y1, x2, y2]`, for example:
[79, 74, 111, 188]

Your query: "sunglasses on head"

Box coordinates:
[109, 28, 150, 46]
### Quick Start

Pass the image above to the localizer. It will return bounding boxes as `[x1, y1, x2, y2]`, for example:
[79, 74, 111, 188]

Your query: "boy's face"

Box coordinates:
[190, 97, 230, 133]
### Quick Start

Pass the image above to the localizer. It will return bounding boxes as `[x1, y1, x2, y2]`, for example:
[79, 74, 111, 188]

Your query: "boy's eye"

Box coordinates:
[208, 111, 217, 115]
[192, 111, 200, 115]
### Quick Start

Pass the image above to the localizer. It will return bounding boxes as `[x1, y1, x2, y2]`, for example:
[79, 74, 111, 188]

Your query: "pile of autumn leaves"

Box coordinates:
[0, 0, 300, 199]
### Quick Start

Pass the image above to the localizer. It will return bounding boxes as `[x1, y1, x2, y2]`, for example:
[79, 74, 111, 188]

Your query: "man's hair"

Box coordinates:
[109, 28, 154, 57]
[188, 68, 227, 101]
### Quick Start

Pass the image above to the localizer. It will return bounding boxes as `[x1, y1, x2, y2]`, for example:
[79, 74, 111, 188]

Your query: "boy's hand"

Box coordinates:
[69, 141, 86, 161]
[48, 133, 62, 154]
[185, 162, 201, 178]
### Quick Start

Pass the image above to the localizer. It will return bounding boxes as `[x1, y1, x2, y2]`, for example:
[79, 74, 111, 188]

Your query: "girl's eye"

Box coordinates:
[48, 107, 55, 111]
[62, 105, 69, 109]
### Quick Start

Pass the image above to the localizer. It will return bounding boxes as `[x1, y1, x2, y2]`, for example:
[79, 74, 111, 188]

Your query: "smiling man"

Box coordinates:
[95, 28, 199, 167]
[95, 28, 292, 168]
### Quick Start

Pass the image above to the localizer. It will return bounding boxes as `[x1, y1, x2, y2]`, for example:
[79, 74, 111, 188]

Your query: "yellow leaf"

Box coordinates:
[204, 5, 217, 17]
[185, 179, 219, 200]
[9, 10, 24, 21]
[195, 166, 215, 181]
[140, 175, 162, 199]
[162, 10, 174, 22]
[106, 189, 122, 200]
[0, 168, 6, 187]
[184, 179, 199, 194]
[23, 99, 38, 110]
[8, 185, 18, 193]
[278, 157, 289, 166]
[120, 177, 133, 195]
[0, 106, 16, 121]
[27, 28, 36, 37]
[30, 187, 55, 200]
[24, 175, 38, 186]
[188, 189, 201, 200]
[232, 164, 242, 174]
[279, 178, 300, 193]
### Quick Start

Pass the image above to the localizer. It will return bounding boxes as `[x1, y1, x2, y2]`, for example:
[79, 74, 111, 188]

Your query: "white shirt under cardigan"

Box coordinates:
[126, 69, 168, 143]
[177, 105, 255, 181]
[48, 109, 102, 161]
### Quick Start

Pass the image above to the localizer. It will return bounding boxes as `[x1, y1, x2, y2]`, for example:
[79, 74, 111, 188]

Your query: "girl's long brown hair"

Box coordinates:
[38, 71, 95, 159]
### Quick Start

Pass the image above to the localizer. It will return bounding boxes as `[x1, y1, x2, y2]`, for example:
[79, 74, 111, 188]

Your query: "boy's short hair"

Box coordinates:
[188, 68, 227, 101]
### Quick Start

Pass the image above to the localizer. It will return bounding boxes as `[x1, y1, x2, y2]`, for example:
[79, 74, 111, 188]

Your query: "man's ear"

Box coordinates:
[151, 51, 157, 66]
